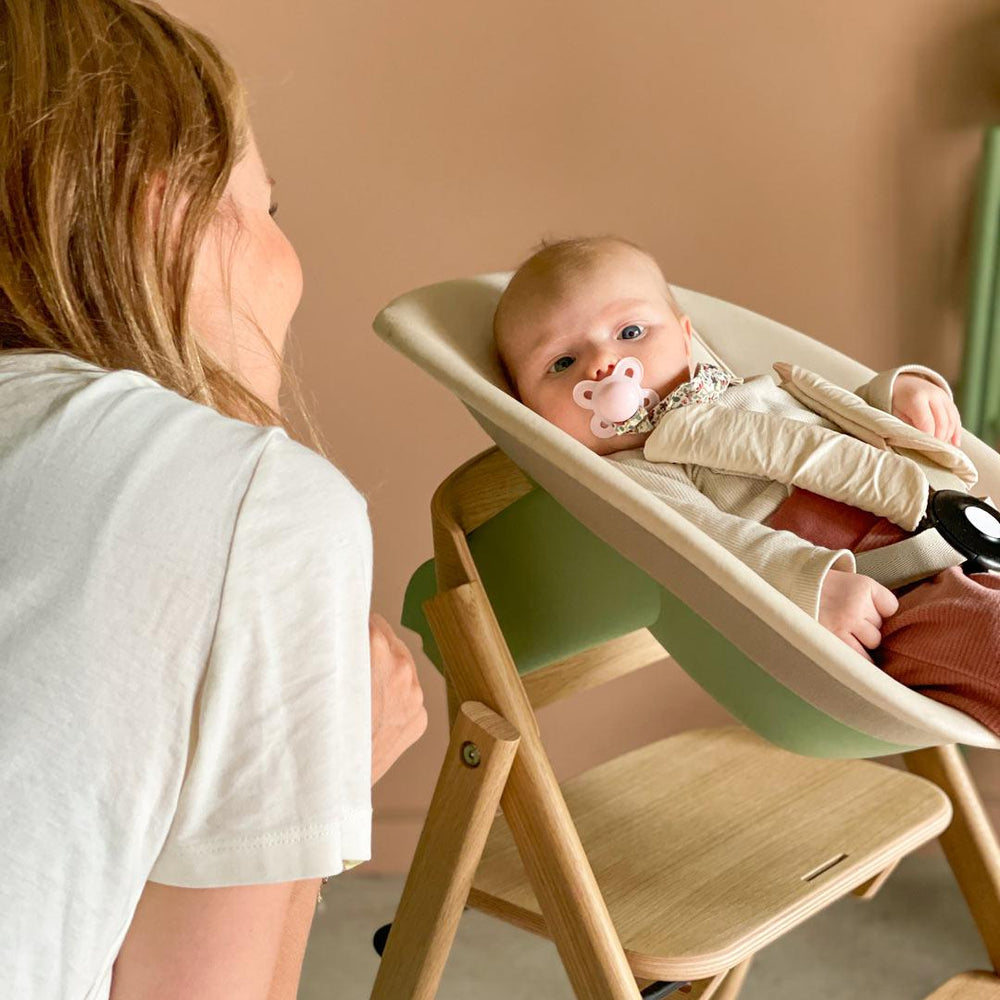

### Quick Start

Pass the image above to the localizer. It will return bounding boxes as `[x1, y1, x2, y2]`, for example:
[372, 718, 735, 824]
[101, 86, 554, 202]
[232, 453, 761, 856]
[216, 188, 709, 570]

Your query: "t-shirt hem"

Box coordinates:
[147, 806, 372, 888]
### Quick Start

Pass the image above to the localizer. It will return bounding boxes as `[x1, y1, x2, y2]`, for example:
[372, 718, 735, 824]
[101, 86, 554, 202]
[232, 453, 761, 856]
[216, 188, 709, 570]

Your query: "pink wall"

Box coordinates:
[167, 0, 1000, 870]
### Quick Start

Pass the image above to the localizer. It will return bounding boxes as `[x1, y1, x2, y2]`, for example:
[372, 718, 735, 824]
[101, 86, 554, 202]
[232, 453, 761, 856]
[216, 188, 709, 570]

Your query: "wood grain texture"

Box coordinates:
[371, 702, 520, 1000]
[469, 726, 951, 981]
[711, 958, 753, 1000]
[421, 449, 960, 996]
[425, 582, 643, 999]
[666, 960, 752, 1000]
[523, 629, 668, 709]
[430, 447, 532, 592]
[429, 449, 671, 711]
[669, 970, 727, 998]
[904, 745, 1000, 973]
[850, 860, 899, 900]
[922, 971, 1000, 999]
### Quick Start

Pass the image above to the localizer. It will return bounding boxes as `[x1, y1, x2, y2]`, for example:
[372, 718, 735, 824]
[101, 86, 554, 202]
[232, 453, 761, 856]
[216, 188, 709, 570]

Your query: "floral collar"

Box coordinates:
[614, 362, 743, 435]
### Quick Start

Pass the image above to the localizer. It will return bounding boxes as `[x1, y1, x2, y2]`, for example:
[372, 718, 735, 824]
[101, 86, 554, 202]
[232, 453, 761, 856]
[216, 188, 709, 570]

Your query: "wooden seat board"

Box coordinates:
[470, 726, 952, 980]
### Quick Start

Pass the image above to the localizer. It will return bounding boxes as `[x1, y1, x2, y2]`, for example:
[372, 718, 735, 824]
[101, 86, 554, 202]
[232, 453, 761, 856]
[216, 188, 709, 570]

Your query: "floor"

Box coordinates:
[299, 850, 992, 999]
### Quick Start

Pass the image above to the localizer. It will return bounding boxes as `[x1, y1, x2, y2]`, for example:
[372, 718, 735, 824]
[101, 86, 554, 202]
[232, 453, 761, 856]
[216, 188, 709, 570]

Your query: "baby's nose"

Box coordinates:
[592, 360, 617, 381]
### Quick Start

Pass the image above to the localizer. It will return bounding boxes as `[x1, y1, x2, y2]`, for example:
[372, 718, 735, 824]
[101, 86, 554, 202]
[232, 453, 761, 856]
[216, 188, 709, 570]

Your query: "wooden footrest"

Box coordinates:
[470, 726, 952, 982]
[924, 971, 1000, 999]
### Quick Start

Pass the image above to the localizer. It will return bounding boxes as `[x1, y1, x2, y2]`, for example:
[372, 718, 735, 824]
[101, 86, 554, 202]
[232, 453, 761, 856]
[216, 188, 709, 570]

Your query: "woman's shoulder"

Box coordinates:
[0, 349, 266, 441]
[0, 349, 366, 530]
[244, 429, 370, 537]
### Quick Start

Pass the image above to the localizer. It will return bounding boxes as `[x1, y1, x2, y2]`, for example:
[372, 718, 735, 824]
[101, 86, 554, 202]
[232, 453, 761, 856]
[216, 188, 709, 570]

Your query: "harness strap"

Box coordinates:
[854, 528, 965, 589]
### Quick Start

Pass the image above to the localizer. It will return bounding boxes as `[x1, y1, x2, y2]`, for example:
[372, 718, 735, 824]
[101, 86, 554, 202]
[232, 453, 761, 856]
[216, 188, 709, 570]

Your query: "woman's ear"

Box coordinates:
[145, 174, 202, 257]
[145, 173, 167, 235]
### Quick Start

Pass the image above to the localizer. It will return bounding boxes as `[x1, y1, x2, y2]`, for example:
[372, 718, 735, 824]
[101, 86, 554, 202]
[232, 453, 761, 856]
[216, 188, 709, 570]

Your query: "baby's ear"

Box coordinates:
[495, 350, 520, 399]
[679, 314, 694, 351]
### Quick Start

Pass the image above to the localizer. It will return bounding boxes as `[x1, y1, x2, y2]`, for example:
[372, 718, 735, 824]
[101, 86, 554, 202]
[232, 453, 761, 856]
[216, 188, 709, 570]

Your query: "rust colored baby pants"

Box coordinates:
[767, 488, 1000, 734]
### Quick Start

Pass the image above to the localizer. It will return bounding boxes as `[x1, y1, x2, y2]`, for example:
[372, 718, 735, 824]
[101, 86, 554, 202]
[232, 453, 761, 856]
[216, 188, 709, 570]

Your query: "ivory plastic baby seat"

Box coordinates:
[369, 276, 1000, 1000]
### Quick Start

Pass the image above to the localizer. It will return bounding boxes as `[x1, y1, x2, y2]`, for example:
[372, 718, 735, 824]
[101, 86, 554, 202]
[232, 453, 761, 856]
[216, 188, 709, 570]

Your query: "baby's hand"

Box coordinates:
[891, 373, 962, 446]
[818, 568, 899, 661]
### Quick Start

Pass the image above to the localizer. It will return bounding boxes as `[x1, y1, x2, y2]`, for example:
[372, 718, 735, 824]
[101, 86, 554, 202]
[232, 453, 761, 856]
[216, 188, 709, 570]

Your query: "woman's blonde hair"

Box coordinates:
[0, 0, 300, 430]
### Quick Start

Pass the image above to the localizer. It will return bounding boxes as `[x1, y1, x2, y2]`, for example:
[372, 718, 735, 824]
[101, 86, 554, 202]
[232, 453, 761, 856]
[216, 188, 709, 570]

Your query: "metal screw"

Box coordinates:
[461, 741, 481, 768]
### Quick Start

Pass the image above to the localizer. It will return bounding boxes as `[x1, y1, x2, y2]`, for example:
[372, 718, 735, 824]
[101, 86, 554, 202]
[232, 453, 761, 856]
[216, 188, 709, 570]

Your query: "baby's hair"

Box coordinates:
[493, 235, 682, 394]
[511, 235, 660, 284]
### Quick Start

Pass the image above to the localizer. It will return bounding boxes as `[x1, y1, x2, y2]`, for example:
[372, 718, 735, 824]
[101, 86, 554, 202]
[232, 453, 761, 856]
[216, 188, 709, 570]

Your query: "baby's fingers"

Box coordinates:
[929, 395, 952, 441]
[840, 632, 874, 662]
[853, 620, 883, 651]
[903, 401, 936, 436]
[942, 397, 962, 444]
[870, 580, 899, 619]
[948, 405, 963, 447]
[931, 395, 962, 446]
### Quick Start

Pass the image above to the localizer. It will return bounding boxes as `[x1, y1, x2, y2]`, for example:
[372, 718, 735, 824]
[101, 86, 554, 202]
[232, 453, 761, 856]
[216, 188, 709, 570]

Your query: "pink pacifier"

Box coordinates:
[572, 357, 660, 438]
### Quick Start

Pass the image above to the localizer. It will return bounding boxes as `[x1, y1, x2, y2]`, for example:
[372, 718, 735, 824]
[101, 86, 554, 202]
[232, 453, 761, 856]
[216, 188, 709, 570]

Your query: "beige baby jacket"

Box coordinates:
[609, 363, 979, 619]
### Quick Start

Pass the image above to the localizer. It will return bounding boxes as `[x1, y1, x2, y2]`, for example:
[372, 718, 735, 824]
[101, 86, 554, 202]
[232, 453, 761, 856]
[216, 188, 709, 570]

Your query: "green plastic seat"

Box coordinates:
[403, 485, 914, 759]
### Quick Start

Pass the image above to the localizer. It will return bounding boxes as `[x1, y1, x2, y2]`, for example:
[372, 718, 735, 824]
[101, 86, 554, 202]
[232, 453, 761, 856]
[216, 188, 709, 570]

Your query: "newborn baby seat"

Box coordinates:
[370, 276, 1000, 1000]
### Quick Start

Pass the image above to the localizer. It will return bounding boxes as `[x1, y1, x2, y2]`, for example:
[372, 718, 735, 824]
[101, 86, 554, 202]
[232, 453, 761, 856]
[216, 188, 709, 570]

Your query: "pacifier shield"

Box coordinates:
[573, 357, 661, 439]
[593, 378, 643, 422]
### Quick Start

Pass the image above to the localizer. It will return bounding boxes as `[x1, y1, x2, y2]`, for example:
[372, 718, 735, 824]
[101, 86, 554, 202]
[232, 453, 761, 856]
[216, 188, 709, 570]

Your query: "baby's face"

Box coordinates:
[500, 250, 692, 455]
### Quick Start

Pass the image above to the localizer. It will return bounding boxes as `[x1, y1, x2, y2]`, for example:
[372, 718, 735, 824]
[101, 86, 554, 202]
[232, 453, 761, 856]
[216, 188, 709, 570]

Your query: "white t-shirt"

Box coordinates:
[0, 353, 373, 999]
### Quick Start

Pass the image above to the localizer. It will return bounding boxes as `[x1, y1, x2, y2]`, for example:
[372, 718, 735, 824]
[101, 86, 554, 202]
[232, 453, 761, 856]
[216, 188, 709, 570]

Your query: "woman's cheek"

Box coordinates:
[254, 227, 303, 346]
[261, 227, 300, 299]
[278, 231, 304, 309]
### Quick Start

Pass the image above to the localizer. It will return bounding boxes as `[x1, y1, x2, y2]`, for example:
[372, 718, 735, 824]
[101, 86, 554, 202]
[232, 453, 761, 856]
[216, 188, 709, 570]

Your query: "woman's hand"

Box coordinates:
[892, 373, 962, 446]
[370, 612, 427, 784]
[818, 569, 899, 661]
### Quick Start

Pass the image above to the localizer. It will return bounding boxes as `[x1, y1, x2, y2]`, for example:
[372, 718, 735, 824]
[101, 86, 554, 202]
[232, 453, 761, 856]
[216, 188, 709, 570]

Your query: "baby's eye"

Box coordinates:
[619, 324, 644, 341]
[548, 356, 574, 374]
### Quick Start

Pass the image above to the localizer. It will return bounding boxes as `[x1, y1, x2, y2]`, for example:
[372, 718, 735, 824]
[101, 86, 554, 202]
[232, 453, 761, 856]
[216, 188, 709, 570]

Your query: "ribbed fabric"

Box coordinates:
[609, 451, 853, 619]
[768, 488, 1000, 735]
[610, 364, 960, 620]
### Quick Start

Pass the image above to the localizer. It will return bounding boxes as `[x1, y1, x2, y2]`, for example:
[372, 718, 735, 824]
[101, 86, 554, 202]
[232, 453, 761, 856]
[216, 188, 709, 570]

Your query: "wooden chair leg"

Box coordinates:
[671, 968, 733, 999]
[446, 677, 462, 729]
[922, 969, 1000, 998]
[670, 957, 752, 1000]
[711, 957, 752, 1000]
[427, 582, 644, 999]
[371, 702, 520, 1000]
[671, 977, 718, 997]
[851, 860, 900, 900]
[903, 744, 1000, 973]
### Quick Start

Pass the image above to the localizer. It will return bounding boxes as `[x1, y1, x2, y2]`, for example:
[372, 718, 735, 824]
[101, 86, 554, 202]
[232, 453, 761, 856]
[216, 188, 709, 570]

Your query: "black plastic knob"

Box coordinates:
[926, 490, 1000, 573]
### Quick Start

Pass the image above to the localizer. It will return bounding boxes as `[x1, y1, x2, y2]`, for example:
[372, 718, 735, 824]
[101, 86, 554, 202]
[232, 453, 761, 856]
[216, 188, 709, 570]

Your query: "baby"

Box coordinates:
[494, 236, 1000, 732]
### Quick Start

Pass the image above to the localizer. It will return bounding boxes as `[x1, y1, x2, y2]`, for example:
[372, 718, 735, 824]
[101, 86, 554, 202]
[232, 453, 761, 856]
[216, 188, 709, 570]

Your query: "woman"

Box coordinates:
[0, 1, 427, 997]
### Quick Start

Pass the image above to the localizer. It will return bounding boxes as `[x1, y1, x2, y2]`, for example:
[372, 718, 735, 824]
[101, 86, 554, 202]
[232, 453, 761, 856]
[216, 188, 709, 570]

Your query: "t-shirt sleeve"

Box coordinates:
[149, 432, 373, 888]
